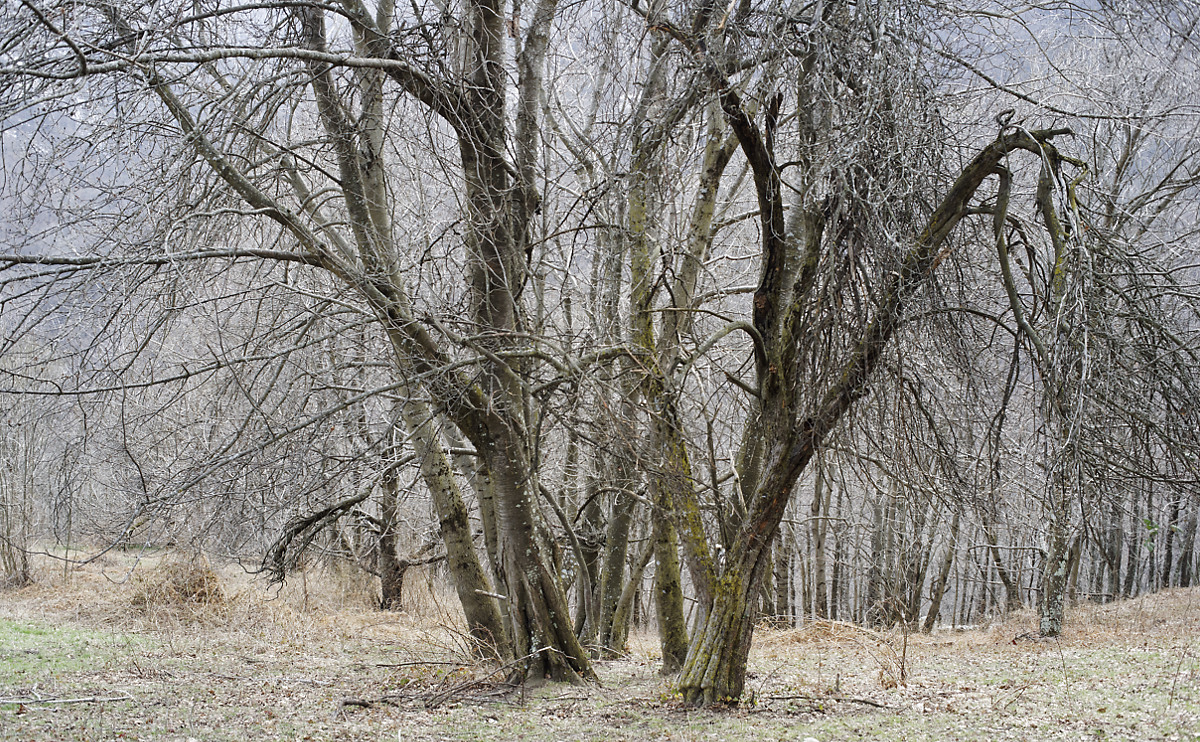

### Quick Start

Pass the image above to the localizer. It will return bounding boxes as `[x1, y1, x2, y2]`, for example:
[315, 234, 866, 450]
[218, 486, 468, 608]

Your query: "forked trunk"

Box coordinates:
[490, 442, 595, 682]
[923, 508, 959, 632]
[609, 538, 655, 653]
[673, 129, 1076, 705]
[678, 555, 770, 704]
[679, 446, 797, 705]
[595, 482, 637, 655]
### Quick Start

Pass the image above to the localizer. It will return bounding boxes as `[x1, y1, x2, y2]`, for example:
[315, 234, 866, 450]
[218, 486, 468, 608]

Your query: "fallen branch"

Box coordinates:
[765, 694, 890, 709]
[349, 647, 582, 712]
[0, 694, 134, 705]
[1012, 632, 1059, 644]
[333, 696, 387, 720]
[375, 661, 473, 669]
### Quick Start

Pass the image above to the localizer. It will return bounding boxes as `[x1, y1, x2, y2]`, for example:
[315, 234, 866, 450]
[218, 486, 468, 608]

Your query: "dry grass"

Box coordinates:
[0, 546, 478, 671]
[129, 555, 225, 611]
[758, 618, 897, 646]
[1, 548, 1198, 741]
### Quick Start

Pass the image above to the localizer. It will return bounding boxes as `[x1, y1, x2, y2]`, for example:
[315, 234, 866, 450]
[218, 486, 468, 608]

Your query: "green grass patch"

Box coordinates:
[0, 618, 145, 692]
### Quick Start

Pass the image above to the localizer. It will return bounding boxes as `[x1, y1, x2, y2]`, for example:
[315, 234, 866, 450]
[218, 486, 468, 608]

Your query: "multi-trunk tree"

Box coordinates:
[2, 0, 1199, 708]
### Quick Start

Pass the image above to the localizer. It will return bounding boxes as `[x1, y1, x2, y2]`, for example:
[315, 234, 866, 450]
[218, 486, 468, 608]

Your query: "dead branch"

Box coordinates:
[765, 694, 890, 709]
[0, 694, 134, 705]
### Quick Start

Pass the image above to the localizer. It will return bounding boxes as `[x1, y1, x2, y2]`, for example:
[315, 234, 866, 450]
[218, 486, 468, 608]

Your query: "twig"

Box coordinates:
[375, 661, 473, 669]
[348, 647, 599, 714]
[334, 697, 386, 719]
[1168, 643, 1193, 708]
[0, 694, 134, 705]
[473, 589, 508, 601]
[1054, 638, 1071, 700]
[991, 683, 1030, 711]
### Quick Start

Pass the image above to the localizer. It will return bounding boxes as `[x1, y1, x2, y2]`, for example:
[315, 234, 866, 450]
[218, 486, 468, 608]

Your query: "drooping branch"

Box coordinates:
[679, 126, 1081, 706]
[262, 489, 373, 584]
[780, 129, 1075, 487]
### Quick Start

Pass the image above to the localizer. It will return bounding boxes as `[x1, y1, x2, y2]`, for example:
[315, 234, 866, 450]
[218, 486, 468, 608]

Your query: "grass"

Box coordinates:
[0, 619, 138, 684]
[1, 549, 1198, 741]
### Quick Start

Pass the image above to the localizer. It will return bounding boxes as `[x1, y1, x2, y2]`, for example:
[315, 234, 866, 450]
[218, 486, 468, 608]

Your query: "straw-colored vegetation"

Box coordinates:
[129, 556, 226, 612]
[1, 549, 1197, 741]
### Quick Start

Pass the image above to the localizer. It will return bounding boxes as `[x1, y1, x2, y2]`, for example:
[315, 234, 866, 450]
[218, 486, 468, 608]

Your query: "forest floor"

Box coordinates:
[1, 549, 1198, 742]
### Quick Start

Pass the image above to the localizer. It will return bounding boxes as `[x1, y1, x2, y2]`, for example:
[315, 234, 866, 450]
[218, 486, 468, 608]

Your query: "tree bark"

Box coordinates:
[773, 529, 792, 625]
[406, 402, 512, 657]
[378, 453, 406, 611]
[652, 510, 690, 673]
[1178, 503, 1197, 588]
[1039, 488, 1072, 637]
[1123, 492, 1142, 599]
[810, 464, 829, 619]
[596, 481, 638, 655]
[923, 508, 960, 633]
[610, 538, 656, 653]
[624, 40, 716, 662]
[979, 515, 1022, 612]
[865, 496, 888, 627]
[1163, 496, 1180, 589]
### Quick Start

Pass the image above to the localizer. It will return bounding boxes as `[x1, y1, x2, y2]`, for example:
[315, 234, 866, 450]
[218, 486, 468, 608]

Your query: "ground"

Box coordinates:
[1, 550, 1198, 741]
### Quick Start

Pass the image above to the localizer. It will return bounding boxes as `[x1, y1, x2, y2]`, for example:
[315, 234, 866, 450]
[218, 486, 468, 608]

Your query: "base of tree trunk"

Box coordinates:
[1040, 544, 1070, 637]
[678, 576, 756, 706]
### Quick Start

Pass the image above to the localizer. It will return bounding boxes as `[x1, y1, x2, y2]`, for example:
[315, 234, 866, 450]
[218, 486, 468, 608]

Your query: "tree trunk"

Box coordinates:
[595, 421, 640, 655]
[865, 496, 887, 627]
[1067, 535, 1083, 605]
[678, 562, 764, 705]
[1105, 499, 1123, 601]
[402, 400, 511, 658]
[378, 455, 406, 611]
[449, 0, 596, 684]
[567, 427, 599, 639]
[901, 498, 935, 625]
[1178, 503, 1197, 588]
[610, 538, 655, 652]
[923, 508, 960, 632]
[1039, 490, 1072, 637]
[641, 397, 702, 664]
[653, 511, 689, 673]
[810, 464, 829, 619]
[675, 128, 1074, 705]
[774, 529, 792, 625]
[1123, 492, 1142, 598]
[1163, 495, 1180, 589]
[980, 516, 1022, 612]
[0, 470, 32, 589]
[488, 435, 595, 682]
[830, 485, 846, 621]
[624, 72, 715, 666]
